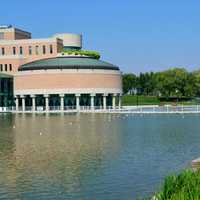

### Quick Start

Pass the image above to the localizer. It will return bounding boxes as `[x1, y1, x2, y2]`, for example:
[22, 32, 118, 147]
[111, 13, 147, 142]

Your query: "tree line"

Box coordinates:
[123, 68, 200, 98]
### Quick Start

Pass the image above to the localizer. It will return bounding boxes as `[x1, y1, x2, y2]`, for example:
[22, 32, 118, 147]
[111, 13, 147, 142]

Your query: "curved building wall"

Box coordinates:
[53, 33, 82, 49]
[14, 69, 122, 95]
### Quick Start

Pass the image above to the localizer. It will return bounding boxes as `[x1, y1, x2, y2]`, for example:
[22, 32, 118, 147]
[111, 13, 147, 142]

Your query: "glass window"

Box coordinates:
[9, 64, 12, 71]
[29, 46, 32, 55]
[42, 45, 46, 54]
[35, 46, 39, 55]
[13, 47, 16, 55]
[50, 45, 53, 54]
[2, 47, 5, 55]
[0, 33, 4, 40]
[19, 46, 23, 55]
[5, 64, 7, 71]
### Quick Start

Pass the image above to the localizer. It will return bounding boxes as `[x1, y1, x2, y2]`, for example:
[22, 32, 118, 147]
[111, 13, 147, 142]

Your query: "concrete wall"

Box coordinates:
[14, 69, 122, 95]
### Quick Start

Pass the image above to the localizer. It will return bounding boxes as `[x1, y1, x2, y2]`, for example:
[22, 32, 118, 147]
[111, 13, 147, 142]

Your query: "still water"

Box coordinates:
[0, 113, 200, 200]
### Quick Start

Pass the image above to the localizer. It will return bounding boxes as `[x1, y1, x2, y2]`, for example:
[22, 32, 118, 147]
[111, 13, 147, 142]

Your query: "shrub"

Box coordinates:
[152, 170, 200, 200]
[62, 49, 101, 59]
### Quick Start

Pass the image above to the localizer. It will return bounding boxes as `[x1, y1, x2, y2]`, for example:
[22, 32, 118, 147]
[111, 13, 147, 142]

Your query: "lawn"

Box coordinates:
[122, 95, 160, 106]
[122, 95, 200, 106]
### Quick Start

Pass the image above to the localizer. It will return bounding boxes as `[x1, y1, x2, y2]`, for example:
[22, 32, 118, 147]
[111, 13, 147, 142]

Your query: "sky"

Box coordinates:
[1, 0, 200, 74]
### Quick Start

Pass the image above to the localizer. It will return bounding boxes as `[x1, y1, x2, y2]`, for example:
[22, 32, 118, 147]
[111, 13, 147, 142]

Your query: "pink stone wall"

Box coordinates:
[0, 39, 63, 75]
[14, 72, 122, 92]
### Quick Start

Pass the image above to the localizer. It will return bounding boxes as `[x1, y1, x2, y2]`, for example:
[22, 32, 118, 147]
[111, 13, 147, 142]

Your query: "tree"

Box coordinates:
[122, 73, 137, 94]
[155, 68, 190, 97]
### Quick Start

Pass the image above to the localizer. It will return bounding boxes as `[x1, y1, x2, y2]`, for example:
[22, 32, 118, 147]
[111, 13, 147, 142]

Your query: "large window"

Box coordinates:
[42, 45, 46, 54]
[35, 46, 39, 55]
[0, 33, 4, 40]
[9, 64, 12, 71]
[5, 64, 7, 71]
[1, 47, 5, 55]
[19, 46, 23, 55]
[50, 45, 53, 54]
[13, 47, 16, 55]
[0, 76, 14, 107]
[29, 46, 32, 55]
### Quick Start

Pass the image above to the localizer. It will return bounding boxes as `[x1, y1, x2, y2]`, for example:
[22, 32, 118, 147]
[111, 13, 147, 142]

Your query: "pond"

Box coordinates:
[0, 113, 200, 200]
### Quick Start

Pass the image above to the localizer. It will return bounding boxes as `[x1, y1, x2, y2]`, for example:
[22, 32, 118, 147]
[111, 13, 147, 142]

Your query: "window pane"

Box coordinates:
[19, 47, 23, 55]
[43, 45, 46, 54]
[50, 45, 53, 54]
[13, 47, 16, 55]
[0, 33, 4, 40]
[35, 46, 39, 55]
[29, 46, 32, 55]
[2, 48, 5, 55]
[9, 64, 12, 71]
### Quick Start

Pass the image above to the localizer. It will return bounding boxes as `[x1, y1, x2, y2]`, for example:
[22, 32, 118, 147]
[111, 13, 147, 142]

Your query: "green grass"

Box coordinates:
[122, 95, 160, 106]
[122, 95, 200, 106]
[150, 169, 200, 200]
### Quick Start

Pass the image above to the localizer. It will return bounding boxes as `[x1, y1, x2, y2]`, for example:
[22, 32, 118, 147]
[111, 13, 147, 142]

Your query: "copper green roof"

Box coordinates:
[19, 56, 119, 71]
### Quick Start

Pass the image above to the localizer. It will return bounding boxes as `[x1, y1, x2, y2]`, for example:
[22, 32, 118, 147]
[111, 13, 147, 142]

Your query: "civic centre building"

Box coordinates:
[0, 25, 122, 112]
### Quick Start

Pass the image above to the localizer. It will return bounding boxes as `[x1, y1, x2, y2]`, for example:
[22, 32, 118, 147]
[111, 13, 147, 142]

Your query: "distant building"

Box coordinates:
[0, 25, 122, 112]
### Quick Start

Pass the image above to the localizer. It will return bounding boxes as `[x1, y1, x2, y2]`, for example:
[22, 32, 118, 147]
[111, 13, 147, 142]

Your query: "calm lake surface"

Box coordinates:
[0, 113, 200, 200]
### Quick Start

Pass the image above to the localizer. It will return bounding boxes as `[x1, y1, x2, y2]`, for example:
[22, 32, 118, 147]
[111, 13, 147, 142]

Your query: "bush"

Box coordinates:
[62, 49, 101, 59]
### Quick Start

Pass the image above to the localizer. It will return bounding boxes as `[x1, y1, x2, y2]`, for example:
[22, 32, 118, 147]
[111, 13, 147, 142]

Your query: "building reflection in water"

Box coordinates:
[0, 113, 124, 199]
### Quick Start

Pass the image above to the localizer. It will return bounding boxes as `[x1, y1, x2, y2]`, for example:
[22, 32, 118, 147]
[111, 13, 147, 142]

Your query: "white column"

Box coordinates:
[31, 95, 36, 111]
[118, 94, 122, 109]
[103, 94, 107, 110]
[21, 95, 25, 112]
[15, 96, 19, 111]
[112, 94, 117, 109]
[44, 94, 49, 111]
[60, 94, 64, 111]
[90, 93, 95, 110]
[76, 94, 80, 111]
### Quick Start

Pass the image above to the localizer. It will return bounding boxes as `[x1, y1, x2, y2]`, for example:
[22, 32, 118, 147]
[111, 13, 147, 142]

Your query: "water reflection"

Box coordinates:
[0, 113, 123, 200]
[2, 114, 200, 200]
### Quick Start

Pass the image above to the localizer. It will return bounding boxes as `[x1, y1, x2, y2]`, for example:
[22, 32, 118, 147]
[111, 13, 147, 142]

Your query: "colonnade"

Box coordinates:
[14, 93, 122, 112]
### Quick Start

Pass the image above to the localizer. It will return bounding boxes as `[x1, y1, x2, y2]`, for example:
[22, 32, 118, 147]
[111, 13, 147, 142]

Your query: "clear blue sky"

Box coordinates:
[1, 0, 200, 74]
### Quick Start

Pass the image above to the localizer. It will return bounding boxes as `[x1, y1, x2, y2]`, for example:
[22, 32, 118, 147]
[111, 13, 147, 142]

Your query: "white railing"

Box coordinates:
[1, 105, 200, 113]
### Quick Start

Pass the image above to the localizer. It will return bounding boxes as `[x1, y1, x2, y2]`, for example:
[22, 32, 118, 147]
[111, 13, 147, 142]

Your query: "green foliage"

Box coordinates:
[122, 73, 137, 94]
[123, 68, 199, 98]
[151, 170, 200, 200]
[62, 49, 101, 59]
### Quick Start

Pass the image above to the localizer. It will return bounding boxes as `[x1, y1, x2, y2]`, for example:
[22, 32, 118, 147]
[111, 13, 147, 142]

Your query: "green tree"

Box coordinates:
[155, 68, 190, 97]
[122, 73, 137, 94]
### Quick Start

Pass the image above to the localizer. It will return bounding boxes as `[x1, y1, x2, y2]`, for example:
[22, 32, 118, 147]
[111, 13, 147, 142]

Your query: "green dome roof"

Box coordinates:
[19, 56, 119, 71]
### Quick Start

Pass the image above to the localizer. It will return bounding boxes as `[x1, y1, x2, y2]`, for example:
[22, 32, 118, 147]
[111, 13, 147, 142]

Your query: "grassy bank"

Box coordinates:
[122, 95, 199, 106]
[122, 95, 160, 106]
[148, 169, 200, 200]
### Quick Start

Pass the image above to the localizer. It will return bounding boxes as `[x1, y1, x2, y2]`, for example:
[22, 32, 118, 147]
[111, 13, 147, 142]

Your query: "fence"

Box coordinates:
[0, 105, 200, 113]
